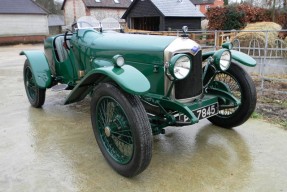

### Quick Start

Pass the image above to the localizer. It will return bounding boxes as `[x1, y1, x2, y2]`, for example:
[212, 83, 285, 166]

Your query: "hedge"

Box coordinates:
[206, 4, 287, 30]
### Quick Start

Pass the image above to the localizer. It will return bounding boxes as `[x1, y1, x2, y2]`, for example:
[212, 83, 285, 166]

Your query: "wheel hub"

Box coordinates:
[104, 126, 111, 137]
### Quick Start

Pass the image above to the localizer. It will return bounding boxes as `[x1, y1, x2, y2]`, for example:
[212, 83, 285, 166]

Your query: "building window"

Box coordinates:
[205, 5, 210, 10]
[95, 0, 101, 2]
[114, 0, 119, 3]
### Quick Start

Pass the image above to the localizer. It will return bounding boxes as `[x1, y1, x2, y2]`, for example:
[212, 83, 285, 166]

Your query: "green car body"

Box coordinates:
[21, 17, 257, 177]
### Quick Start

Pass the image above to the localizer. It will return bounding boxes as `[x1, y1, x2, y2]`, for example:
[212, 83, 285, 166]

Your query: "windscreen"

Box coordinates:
[76, 16, 101, 29]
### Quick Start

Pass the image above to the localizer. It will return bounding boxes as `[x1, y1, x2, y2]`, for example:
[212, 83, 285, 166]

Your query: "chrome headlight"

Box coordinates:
[214, 49, 231, 71]
[169, 54, 191, 80]
[112, 55, 125, 67]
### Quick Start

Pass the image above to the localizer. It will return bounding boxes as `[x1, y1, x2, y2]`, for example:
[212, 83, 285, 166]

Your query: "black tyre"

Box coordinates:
[23, 60, 46, 108]
[91, 83, 152, 177]
[208, 63, 257, 128]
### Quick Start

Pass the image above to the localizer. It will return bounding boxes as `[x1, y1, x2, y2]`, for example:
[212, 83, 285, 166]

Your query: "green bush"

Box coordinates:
[223, 6, 245, 30]
[206, 4, 273, 30]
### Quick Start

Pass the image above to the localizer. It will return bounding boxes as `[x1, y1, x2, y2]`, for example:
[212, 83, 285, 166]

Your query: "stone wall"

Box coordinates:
[63, 0, 127, 28]
[63, 0, 87, 27]
[89, 8, 126, 22]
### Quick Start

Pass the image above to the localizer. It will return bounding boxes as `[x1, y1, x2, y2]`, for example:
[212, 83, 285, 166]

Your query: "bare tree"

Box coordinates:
[34, 0, 62, 14]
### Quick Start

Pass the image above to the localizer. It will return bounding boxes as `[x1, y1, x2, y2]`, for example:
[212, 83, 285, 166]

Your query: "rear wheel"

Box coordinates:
[91, 83, 152, 177]
[23, 60, 46, 108]
[208, 63, 257, 128]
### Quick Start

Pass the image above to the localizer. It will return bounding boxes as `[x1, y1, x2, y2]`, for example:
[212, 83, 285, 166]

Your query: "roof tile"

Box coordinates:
[190, 0, 215, 5]
[0, 0, 47, 14]
[48, 14, 65, 26]
[150, 0, 204, 17]
[84, 0, 132, 8]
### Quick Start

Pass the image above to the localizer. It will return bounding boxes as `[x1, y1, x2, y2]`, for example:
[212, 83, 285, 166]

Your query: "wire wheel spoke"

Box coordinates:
[215, 72, 242, 116]
[96, 97, 133, 164]
[25, 68, 37, 100]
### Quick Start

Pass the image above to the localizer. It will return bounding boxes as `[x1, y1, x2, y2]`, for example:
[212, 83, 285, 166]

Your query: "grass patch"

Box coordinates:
[251, 112, 263, 119]
[254, 111, 287, 130]
[277, 120, 287, 130]
[269, 118, 287, 130]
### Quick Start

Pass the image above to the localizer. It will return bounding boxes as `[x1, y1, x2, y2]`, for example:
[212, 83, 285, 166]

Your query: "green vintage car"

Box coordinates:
[21, 17, 256, 177]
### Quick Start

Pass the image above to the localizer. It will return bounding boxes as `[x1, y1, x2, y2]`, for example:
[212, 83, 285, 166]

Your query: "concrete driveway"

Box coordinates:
[0, 44, 287, 192]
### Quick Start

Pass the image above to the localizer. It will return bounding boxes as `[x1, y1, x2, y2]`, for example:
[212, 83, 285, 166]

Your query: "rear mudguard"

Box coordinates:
[20, 51, 52, 88]
[202, 50, 256, 67]
[64, 65, 150, 105]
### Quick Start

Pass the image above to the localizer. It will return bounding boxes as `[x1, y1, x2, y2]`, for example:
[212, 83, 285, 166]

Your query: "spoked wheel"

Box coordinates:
[91, 83, 152, 177]
[23, 60, 46, 108]
[208, 63, 257, 128]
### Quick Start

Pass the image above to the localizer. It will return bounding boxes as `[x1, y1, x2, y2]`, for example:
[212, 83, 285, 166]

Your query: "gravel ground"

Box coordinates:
[253, 78, 287, 129]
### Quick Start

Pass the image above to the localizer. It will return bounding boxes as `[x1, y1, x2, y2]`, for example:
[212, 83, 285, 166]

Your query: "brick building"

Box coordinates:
[61, 0, 132, 28]
[191, 0, 224, 14]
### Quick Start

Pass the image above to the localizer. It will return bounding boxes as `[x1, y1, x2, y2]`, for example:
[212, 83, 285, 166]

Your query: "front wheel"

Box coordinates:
[23, 60, 46, 108]
[91, 83, 152, 177]
[208, 63, 257, 128]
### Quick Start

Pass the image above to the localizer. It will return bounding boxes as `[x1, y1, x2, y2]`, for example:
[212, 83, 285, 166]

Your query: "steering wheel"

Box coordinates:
[64, 30, 72, 50]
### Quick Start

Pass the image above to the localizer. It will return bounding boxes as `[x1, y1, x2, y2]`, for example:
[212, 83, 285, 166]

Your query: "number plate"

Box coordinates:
[193, 103, 218, 120]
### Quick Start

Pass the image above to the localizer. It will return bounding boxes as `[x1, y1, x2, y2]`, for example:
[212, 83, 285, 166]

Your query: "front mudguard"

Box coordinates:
[230, 50, 256, 67]
[20, 51, 52, 88]
[202, 50, 256, 67]
[64, 65, 150, 105]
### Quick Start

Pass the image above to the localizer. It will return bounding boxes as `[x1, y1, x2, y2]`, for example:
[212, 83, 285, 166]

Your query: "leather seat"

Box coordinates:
[54, 36, 69, 62]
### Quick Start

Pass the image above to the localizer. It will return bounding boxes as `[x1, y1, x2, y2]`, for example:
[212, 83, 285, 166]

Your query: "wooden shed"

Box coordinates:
[122, 0, 204, 31]
[0, 0, 49, 45]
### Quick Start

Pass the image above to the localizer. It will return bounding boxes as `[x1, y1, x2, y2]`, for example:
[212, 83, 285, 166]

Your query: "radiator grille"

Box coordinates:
[175, 51, 202, 99]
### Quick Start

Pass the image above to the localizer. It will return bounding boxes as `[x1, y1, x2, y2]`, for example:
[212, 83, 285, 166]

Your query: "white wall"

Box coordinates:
[0, 14, 48, 36]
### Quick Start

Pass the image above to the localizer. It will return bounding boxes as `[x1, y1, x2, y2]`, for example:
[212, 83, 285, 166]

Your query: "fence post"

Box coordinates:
[260, 31, 269, 94]
[214, 30, 218, 51]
